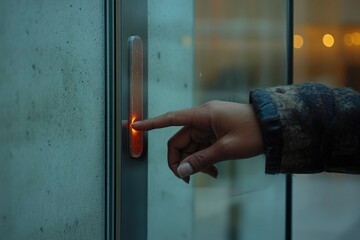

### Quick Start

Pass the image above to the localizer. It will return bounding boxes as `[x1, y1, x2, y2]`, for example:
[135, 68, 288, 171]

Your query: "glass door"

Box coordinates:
[112, 0, 290, 239]
[292, 0, 360, 239]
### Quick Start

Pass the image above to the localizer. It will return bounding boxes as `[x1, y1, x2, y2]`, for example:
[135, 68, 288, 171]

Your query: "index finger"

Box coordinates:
[131, 108, 196, 131]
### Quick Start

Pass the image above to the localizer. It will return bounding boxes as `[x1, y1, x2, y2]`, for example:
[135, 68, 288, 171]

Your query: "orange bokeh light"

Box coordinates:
[294, 34, 304, 49]
[323, 34, 335, 47]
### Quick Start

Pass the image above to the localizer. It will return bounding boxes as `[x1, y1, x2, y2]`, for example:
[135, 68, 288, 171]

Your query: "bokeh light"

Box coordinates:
[294, 34, 304, 49]
[323, 34, 334, 47]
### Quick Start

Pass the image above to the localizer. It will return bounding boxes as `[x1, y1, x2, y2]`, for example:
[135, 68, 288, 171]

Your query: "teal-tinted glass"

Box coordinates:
[148, 1, 287, 239]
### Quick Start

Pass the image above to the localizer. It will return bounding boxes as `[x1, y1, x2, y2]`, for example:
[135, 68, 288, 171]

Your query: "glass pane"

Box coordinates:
[293, 0, 360, 239]
[148, 0, 287, 239]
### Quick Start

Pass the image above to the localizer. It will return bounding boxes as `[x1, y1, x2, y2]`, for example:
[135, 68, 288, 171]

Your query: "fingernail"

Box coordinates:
[177, 162, 193, 177]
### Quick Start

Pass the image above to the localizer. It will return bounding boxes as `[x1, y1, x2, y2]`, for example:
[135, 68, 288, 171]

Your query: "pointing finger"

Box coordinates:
[131, 108, 198, 131]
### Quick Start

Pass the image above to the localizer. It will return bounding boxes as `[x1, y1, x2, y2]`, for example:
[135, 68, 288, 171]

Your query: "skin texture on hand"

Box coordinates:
[132, 100, 264, 183]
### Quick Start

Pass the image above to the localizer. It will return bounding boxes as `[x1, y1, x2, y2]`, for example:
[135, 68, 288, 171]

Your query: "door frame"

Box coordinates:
[286, 0, 294, 239]
[106, 0, 149, 239]
[105, 0, 115, 239]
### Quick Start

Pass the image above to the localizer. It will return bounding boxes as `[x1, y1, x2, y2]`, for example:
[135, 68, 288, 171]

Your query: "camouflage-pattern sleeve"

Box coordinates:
[250, 83, 360, 174]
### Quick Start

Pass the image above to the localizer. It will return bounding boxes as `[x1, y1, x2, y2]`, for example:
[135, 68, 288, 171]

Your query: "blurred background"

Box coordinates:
[293, 1, 360, 240]
[294, 0, 360, 90]
[192, 1, 287, 239]
[192, 0, 360, 239]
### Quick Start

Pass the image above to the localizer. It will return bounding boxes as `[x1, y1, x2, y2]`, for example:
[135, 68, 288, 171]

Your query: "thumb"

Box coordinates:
[177, 141, 226, 178]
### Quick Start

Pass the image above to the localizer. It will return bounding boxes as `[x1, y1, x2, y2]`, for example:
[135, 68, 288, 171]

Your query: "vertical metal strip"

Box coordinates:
[286, 0, 293, 239]
[118, 0, 148, 239]
[105, 0, 115, 239]
[115, 0, 122, 239]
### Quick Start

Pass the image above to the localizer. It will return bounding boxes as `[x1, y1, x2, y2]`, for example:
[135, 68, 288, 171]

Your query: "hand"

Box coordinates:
[132, 100, 264, 183]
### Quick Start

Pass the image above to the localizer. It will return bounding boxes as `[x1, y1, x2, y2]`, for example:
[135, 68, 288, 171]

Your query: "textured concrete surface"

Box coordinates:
[0, 1, 105, 239]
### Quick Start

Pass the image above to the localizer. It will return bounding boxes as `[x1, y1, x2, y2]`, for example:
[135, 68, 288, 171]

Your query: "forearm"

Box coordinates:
[250, 83, 360, 174]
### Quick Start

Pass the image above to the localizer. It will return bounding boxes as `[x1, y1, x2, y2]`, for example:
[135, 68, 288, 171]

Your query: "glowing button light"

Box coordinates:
[130, 117, 143, 158]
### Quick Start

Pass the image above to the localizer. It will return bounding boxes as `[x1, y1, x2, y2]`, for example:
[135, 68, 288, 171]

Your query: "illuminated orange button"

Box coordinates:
[130, 118, 143, 158]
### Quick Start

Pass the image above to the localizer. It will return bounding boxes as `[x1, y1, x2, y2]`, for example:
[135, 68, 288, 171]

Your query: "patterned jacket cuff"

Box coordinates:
[250, 88, 283, 174]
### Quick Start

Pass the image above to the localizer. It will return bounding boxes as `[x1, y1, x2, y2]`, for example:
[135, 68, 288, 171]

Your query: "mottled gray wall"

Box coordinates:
[0, 1, 105, 239]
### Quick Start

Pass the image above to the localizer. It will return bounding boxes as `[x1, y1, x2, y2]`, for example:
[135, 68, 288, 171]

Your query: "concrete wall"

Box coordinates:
[0, 1, 105, 239]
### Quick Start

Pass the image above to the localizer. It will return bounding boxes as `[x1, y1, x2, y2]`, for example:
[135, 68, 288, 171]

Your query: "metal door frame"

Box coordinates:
[286, 0, 294, 239]
[106, 0, 148, 239]
[116, 0, 149, 238]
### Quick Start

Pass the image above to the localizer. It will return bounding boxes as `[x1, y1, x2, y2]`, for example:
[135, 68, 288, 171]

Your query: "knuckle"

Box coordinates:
[215, 139, 227, 150]
[199, 101, 221, 125]
[200, 100, 222, 114]
[165, 111, 175, 123]
[208, 99, 221, 105]
[201, 100, 218, 110]
[191, 154, 210, 171]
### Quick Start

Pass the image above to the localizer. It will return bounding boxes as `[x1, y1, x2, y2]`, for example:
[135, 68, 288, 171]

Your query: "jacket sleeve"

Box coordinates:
[250, 83, 360, 174]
